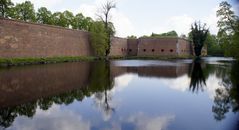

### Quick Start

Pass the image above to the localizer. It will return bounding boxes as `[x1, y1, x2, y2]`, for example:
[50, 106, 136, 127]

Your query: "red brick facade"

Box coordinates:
[0, 18, 193, 58]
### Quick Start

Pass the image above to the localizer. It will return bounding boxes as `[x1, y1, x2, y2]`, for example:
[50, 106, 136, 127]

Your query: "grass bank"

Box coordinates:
[0, 56, 97, 67]
[109, 55, 193, 60]
[0, 55, 194, 67]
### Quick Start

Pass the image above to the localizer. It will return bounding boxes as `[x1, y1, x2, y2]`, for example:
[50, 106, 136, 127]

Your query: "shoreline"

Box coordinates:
[0, 55, 194, 67]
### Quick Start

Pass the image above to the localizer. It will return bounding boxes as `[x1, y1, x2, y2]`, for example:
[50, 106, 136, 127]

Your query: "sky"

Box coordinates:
[11, 0, 238, 37]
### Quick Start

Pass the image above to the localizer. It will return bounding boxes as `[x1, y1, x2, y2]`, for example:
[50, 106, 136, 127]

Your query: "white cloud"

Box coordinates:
[7, 104, 91, 130]
[78, 0, 134, 37]
[127, 112, 175, 130]
[202, 6, 219, 34]
[114, 74, 134, 91]
[12, 0, 63, 10]
[158, 75, 190, 92]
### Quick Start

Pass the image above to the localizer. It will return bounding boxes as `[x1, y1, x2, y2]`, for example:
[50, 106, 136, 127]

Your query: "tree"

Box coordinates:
[89, 21, 108, 57]
[62, 10, 74, 28]
[97, 1, 116, 58]
[0, 0, 13, 18]
[13, 1, 36, 22]
[190, 21, 209, 56]
[72, 13, 85, 30]
[205, 33, 224, 56]
[52, 12, 68, 27]
[151, 30, 178, 37]
[217, 1, 239, 59]
[36, 7, 53, 24]
[127, 35, 137, 39]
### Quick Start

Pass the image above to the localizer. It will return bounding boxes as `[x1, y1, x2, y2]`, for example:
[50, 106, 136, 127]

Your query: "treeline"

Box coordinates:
[0, 0, 115, 57]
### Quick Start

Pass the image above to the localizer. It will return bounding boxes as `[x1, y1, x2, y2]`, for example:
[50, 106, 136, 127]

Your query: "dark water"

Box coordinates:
[0, 57, 238, 130]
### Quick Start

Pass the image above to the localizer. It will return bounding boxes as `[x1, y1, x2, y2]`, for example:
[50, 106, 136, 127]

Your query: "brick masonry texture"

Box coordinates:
[0, 18, 193, 58]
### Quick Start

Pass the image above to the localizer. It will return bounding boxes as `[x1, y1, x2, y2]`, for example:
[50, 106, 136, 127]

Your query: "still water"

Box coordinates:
[0, 57, 238, 130]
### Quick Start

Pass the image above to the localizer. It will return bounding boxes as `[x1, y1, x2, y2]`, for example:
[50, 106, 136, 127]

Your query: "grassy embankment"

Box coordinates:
[0, 55, 193, 66]
[0, 56, 96, 66]
[109, 55, 193, 60]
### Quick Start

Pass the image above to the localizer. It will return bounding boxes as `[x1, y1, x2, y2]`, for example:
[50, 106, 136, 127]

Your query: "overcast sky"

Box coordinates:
[12, 0, 238, 37]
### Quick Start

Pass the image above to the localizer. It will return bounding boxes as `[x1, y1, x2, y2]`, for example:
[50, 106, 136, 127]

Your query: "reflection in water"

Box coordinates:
[212, 61, 239, 121]
[0, 59, 238, 129]
[189, 59, 206, 92]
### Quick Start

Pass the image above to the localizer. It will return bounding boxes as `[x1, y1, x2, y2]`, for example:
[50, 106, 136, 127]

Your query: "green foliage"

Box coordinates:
[62, 10, 74, 28]
[0, 0, 13, 17]
[217, 1, 239, 59]
[127, 35, 137, 39]
[151, 30, 178, 37]
[71, 13, 93, 31]
[52, 12, 68, 27]
[89, 21, 108, 57]
[36, 7, 53, 24]
[97, 1, 116, 57]
[0, 56, 96, 66]
[12, 1, 36, 22]
[190, 21, 209, 56]
[205, 33, 224, 56]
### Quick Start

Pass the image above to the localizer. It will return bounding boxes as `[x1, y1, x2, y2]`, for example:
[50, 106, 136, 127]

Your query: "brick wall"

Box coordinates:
[177, 38, 192, 56]
[0, 18, 193, 58]
[138, 38, 179, 56]
[109, 37, 128, 56]
[0, 18, 93, 58]
[127, 39, 138, 56]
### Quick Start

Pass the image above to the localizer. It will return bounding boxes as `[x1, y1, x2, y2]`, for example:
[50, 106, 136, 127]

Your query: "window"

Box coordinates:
[161, 49, 164, 52]
[129, 49, 132, 52]
[143, 49, 146, 52]
[152, 49, 155, 52]
[121, 48, 123, 52]
[170, 49, 173, 52]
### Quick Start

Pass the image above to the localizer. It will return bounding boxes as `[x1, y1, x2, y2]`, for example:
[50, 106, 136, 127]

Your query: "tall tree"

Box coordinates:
[36, 7, 53, 24]
[217, 1, 239, 58]
[190, 21, 209, 57]
[0, 0, 13, 18]
[13, 1, 36, 22]
[89, 21, 108, 57]
[97, 1, 116, 58]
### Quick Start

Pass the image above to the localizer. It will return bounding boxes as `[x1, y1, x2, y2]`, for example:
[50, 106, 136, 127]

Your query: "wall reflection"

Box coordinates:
[0, 60, 238, 128]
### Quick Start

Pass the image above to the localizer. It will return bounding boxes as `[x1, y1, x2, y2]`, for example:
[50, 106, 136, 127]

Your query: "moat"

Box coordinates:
[0, 57, 238, 130]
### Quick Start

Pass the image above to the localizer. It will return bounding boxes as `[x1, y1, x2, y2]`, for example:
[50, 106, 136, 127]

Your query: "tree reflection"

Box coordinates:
[189, 58, 206, 92]
[89, 61, 115, 120]
[212, 61, 239, 121]
[0, 61, 114, 128]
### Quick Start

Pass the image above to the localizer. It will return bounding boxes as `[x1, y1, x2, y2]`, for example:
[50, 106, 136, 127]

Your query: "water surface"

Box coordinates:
[0, 57, 238, 130]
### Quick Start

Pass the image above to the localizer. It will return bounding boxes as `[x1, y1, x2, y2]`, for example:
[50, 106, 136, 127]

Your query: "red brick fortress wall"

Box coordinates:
[109, 37, 128, 56]
[0, 18, 93, 58]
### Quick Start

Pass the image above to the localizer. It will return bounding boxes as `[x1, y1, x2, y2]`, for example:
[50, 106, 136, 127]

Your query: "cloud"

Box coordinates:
[12, 0, 63, 10]
[78, 0, 134, 37]
[158, 74, 190, 92]
[202, 6, 219, 34]
[127, 112, 175, 130]
[7, 104, 91, 130]
[114, 74, 134, 91]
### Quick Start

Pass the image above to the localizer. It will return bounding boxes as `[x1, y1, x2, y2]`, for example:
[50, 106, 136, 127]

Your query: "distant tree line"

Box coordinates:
[0, 0, 116, 57]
